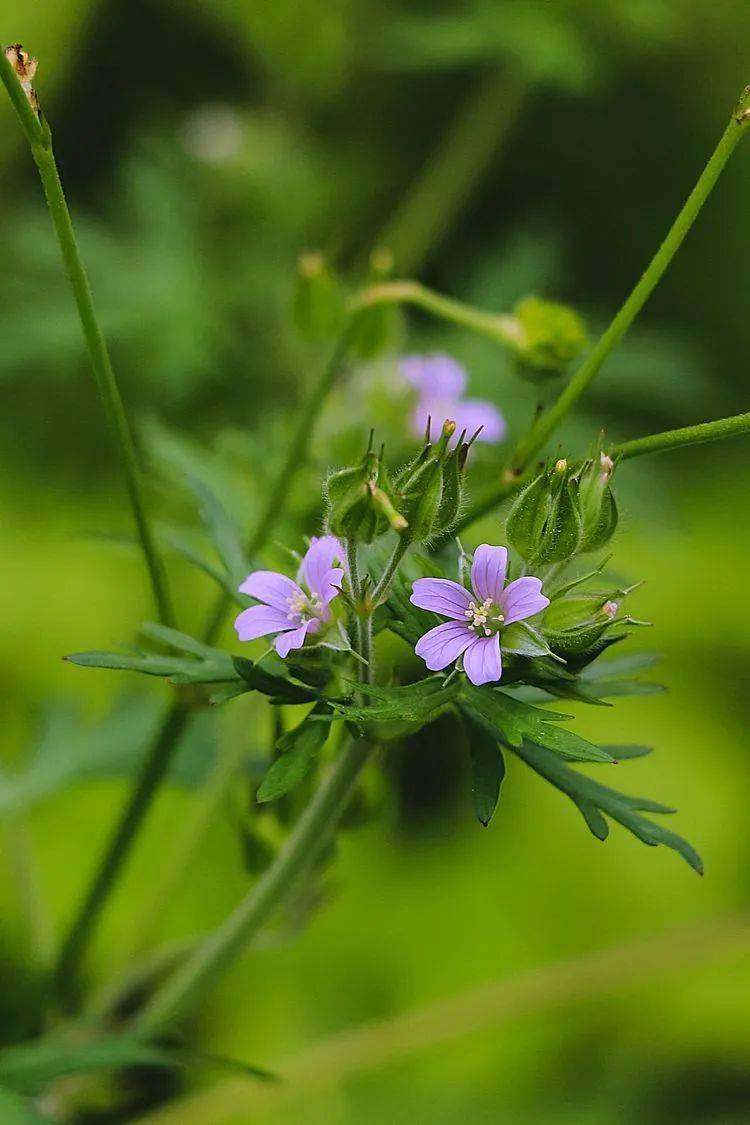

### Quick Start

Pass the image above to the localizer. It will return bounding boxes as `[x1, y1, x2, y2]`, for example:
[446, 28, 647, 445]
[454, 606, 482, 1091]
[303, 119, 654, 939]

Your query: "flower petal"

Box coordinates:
[301, 536, 345, 595]
[275, 620, 313, 658]
[452, 398, 506, 444]
[401, 354, 467, 400]
[411, 577, 473, 620]
[238, 570, 300, 611]
[471, 545, 508, 603]
[235, 604, 291, 642]
[462, 634, 503, 685]
[499, 576, 550, 625]
[414, 621, 474, 671]
[318, 567, 345, 608]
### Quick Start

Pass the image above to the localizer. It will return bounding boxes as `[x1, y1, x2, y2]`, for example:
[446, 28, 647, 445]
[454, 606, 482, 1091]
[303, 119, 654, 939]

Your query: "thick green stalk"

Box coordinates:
[1, 49, 175, 627]
[131, 736, 373, 1034]
[454, 92, 750, 532]
[52, 323, 356, 1007]
[611, 411, 750, 461]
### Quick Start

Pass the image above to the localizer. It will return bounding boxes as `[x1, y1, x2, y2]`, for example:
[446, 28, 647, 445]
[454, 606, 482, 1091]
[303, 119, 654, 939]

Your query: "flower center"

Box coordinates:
[286, 590, 323, 623]
[464, 598, 505, 637]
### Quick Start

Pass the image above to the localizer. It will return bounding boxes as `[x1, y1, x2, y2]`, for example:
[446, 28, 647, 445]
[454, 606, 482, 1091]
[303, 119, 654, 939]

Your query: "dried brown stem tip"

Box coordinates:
[4, 44, 39, 112]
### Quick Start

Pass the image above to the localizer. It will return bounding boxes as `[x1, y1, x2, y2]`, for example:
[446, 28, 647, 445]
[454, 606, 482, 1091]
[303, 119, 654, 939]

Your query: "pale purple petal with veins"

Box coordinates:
[499, 576, 549, 625]
[301, 536, 345, 596]
[414, 621, 474, 671]
[238, 571, 301, 611]
[462, 634, 503, 685]
[401, 354, 466, 400]
[410, 577, 473, 620]
[471, 545, 508, 603]
[275, 620, 315, 658]
[235, 604, 292, 642]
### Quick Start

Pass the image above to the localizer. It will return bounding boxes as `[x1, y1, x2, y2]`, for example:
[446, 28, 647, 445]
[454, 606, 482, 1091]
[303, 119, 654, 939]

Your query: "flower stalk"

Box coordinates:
[610, 411, 750, 461]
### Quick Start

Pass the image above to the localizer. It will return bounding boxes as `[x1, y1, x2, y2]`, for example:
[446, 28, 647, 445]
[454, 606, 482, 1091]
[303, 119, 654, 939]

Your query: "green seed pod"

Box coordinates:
[292, 252, 346, 342]
[432, 432, 469, 537]
[508, 296, 588, 381]
[577, 453, 618, 552]
[325, 443, 405, 543]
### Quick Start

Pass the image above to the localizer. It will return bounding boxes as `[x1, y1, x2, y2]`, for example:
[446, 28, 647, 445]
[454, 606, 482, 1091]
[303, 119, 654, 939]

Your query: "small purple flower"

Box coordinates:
[410, 545, 549, 686]
[235, 535, 345, 658]
[400, 354, 506, 444]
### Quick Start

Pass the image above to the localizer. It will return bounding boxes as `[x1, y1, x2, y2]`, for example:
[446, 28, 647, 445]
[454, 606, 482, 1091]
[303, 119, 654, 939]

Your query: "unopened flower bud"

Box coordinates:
[292, 251, 346, 342]
[576, 452, 618, 553]
[325, 439, 405, 543]
[507, 462, 583, 566]
[506, 295, 588, 381]
[395, 420, 469, 544]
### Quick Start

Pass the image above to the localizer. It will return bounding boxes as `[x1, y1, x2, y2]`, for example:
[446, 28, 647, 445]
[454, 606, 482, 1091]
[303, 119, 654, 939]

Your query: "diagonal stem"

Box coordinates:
[455, 91, 750, 532]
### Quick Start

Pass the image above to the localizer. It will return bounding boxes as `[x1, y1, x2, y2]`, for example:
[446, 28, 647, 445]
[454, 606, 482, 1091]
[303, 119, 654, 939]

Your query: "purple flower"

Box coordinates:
[400, 354, 506, 444]
[410, 545, 549, 686]
[235, 535, 345, 658]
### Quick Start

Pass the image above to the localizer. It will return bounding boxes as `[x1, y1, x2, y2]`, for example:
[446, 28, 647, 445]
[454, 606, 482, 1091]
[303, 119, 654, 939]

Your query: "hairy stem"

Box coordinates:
[371, 539, 409, 605]
[131, 737, 374, 1034]
[611, 411, 750, 461]
[52, 324, 356, 1007]
[1, 50, 175, 628]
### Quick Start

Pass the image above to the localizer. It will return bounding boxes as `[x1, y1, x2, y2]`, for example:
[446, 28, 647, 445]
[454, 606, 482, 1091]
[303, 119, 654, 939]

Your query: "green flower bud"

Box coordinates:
[540, 586, 644, 671]
[325, 441, 405, 543]
[507, 459, 583, 566]
[577, 452, 618, 552]
[395, 420, 465, 544]
[292, 252, 346, 342]
[507, 295, 588, 381]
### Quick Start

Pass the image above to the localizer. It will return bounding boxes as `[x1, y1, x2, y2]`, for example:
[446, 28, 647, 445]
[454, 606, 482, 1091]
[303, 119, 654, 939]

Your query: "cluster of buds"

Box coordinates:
[325, 420, 474, 545]
[503, 295, 588, 380]
[539, 580, 646, 671]
[507, 451, 618, 567]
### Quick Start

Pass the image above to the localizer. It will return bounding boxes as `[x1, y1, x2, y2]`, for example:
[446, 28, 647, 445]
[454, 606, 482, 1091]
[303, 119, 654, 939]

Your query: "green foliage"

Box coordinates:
[257, 708, 333, 802]
[510, 739, 703, 874]
[463, 713, 506, 826]
[333, 676, 461, 740]
[460, 684, 614, 763]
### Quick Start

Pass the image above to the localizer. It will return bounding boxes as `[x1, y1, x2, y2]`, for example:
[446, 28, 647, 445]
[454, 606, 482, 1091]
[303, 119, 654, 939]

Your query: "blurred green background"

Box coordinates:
[1, 0, 750, 1121]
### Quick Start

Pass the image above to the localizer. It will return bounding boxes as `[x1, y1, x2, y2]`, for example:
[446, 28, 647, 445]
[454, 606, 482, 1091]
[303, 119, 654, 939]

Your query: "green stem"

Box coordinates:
[131, 737, 374, 1034]
[0, 52, 175, 628]
[611, 411, 750, 461]
[511, 105, 750, 471]
[376, 67, 528, 274]
[353, 280, 520, 351]
[371, 540, 408, 605]
[53, 323, 356, 1008]
[453, 94, 750, 533]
